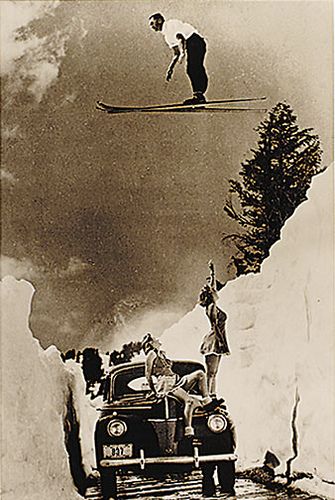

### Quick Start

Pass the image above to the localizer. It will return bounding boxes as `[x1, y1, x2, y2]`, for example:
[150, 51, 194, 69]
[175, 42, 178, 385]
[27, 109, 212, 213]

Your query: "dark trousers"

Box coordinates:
[186, 33, 208, 94]
[202, 461, 236, 496]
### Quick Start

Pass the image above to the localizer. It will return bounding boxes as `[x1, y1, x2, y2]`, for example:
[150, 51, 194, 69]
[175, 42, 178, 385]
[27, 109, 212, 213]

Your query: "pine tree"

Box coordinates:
[224, 102, 323, 276]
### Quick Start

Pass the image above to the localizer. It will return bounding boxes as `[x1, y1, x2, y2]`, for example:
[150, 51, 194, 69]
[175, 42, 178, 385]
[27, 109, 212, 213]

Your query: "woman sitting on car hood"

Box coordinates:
[141, 333, 222, 437]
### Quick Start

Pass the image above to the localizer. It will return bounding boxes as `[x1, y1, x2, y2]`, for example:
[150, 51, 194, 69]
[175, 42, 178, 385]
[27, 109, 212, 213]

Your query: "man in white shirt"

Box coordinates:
[149, 13, 208, 105]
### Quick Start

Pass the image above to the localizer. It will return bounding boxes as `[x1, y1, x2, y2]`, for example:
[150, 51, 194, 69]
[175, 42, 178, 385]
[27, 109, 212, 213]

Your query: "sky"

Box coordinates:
[1, 0, 333, 351]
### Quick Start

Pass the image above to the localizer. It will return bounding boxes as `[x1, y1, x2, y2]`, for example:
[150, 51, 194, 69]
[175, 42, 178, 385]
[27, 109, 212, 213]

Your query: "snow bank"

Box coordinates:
[1, 276, 96, 500]
[162, 167, 334, 484]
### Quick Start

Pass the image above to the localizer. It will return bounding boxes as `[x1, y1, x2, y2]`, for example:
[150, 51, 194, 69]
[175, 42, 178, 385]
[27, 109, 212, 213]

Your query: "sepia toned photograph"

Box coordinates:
[1, 1, 334, 499]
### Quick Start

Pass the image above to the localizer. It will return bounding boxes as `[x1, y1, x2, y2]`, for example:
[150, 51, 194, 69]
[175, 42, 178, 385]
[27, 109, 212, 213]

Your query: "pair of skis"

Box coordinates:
[96, 96, 267, 115]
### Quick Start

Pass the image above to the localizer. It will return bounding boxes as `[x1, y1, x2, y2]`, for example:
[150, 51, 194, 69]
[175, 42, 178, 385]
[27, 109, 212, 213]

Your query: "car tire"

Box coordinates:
[217, 460, 235, 493]
[100, 468, 117, 500]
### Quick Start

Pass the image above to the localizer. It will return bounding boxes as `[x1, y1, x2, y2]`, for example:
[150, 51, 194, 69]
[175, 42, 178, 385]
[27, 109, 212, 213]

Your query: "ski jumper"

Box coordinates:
[162, 19, 208, 95]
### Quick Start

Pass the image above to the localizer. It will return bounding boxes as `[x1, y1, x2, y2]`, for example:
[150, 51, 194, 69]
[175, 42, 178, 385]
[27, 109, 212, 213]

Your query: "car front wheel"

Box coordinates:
[99, 467, 117, 500]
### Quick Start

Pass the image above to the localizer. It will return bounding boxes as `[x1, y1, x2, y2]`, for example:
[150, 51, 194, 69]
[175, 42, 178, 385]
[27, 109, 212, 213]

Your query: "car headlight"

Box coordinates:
[107, 419, 127, 437]
[207, 414, 227, 433]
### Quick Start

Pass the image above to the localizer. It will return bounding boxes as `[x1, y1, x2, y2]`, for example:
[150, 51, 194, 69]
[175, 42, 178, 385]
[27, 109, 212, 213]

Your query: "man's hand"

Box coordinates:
[166, 67, 174, 81]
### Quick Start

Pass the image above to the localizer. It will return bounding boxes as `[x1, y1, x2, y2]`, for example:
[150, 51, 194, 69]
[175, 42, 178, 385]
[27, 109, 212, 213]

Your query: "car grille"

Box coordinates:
[148, 420, 179, 455]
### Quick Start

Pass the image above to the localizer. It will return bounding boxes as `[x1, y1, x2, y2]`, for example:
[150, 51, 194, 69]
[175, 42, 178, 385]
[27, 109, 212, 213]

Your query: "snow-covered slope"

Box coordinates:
[162, 167, 334, 481]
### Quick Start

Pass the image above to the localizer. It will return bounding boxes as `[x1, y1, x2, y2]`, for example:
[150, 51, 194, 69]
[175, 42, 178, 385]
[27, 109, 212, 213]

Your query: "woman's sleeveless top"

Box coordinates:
[151, 350, 175, 377]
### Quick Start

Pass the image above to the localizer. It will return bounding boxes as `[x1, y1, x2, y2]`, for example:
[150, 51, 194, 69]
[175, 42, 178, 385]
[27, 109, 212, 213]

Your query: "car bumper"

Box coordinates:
[100, 449, 237, 470]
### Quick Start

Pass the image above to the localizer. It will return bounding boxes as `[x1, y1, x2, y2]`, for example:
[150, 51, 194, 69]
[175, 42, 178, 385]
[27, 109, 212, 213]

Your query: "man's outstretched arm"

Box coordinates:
[166, 46, 180, 81]
[166, 35, 185, 81]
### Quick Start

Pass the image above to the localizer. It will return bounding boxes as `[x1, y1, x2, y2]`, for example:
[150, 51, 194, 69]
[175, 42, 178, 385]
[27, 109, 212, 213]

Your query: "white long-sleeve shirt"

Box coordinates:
[161, 19, 199, 48]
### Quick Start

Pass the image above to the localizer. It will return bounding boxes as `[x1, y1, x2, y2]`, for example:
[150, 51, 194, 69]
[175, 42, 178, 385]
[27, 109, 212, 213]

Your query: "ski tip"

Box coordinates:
[96, 100, 109, 107]
[96, 104, 107, 112]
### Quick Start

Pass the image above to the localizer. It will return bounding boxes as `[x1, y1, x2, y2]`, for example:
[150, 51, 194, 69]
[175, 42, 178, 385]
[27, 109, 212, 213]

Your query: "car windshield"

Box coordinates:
[112, 364, 147, 400]
[109, 361, 205, 401]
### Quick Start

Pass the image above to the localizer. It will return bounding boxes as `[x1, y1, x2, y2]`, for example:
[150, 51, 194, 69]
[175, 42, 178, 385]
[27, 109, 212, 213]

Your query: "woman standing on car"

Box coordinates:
[199, 260, 230, 397]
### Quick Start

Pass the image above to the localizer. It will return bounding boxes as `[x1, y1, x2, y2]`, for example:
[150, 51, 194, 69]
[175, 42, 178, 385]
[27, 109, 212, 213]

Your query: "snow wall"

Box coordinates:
[161, 167, 334, 482]
[1, 277, 97, 500]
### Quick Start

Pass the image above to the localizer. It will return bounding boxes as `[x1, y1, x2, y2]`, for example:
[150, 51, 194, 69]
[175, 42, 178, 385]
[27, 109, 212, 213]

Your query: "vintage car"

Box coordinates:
[95, 360, 237, 499]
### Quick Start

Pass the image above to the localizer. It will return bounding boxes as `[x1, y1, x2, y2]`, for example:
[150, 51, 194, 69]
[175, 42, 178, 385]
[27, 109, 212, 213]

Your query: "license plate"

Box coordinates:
[103, 443, 133, 459]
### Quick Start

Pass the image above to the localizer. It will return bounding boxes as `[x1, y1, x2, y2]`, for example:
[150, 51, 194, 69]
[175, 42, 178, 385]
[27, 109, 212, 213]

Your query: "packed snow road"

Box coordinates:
[85, 473, 323, 499]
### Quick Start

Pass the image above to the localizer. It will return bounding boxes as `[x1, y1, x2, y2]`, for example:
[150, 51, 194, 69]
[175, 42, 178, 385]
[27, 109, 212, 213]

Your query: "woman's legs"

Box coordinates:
[171, 387, 200, 434]
[182, 369, 210, 400]
[205, 354, 222, 396]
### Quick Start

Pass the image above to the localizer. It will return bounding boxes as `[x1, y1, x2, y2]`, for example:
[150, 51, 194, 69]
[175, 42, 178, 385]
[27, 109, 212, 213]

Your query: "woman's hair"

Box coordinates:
[199, 285, 214, 306]
[141, 333, 161, 352]
[149, 13, 165, 22]
[140, 333, 154, 350]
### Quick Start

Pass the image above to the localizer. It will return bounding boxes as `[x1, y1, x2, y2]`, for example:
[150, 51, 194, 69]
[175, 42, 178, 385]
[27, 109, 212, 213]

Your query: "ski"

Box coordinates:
[96, 96, 267, 114]
[96, 104, 267, 114]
